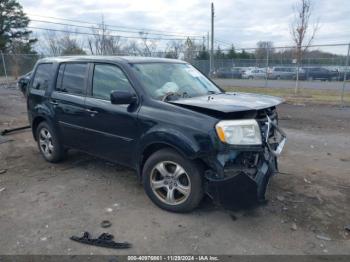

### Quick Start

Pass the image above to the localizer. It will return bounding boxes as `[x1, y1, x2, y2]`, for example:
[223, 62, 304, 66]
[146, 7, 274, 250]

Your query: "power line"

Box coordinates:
[30, 19, 203, 39]
[28, 26, 196, 41]
[215, 39, 234, 46]
[221, 43, 350, 51]
[28, 14, 203, 37]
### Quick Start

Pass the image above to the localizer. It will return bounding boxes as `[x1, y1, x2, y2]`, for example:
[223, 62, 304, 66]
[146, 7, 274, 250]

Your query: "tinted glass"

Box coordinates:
[93, 64, 133, 100]
[60, 63, 87, 95]
[32, 63, 52, 90]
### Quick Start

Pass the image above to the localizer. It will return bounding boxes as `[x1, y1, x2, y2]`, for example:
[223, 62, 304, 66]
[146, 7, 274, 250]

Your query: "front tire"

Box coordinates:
[142, 149, 203, 212]
[36, 122, 65, 163]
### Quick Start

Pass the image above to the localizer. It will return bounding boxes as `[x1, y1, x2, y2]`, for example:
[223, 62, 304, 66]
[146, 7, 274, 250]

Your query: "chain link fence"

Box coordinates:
[1, 43, 349, 105]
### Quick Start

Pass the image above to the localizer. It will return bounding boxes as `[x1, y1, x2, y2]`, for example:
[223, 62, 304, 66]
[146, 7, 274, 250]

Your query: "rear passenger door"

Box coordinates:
[50, 62, 89, 149]
[84, 63, 140, 167]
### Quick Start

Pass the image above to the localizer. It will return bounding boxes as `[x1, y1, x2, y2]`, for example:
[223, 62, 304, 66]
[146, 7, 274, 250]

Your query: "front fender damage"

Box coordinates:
[204, 116, 286, 209]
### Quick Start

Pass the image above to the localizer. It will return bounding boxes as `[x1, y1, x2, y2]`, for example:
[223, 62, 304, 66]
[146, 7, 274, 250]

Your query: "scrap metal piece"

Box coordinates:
[70, 232, 131, 249]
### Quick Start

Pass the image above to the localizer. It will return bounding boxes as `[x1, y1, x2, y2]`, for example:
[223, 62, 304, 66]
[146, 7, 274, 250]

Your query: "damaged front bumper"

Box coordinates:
[204, 115, 287, 206]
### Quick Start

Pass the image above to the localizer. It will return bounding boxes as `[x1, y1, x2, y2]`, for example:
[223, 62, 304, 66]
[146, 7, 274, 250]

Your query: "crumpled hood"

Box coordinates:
[169, 92, 284, 113]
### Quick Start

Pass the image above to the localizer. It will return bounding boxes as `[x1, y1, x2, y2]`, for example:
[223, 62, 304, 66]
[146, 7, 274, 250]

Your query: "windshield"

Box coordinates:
[130, 63, 222, 99]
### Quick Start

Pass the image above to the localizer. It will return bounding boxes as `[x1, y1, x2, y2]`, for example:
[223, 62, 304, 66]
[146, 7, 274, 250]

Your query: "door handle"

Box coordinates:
[85, 109, 99, 115]
[49, 100, 58, 106]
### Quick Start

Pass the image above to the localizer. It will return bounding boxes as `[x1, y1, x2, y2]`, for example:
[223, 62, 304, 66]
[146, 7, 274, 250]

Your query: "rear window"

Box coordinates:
[32, 63, 52, 90]
[56, 63, 88, 95]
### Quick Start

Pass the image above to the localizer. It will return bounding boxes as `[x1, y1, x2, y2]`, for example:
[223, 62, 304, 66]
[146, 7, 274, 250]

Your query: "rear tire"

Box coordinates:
[36, 122, 65, 163]
[142, 149, 203, 213]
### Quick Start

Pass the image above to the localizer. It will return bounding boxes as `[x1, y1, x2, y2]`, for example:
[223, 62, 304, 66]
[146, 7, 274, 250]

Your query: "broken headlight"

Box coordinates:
[215, 119, 262, 145]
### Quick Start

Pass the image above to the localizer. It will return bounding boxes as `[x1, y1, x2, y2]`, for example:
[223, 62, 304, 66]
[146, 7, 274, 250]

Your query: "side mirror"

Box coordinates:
[110, 91, 137, 105]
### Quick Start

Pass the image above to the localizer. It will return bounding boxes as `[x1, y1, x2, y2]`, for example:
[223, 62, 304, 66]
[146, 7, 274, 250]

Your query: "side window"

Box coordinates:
[92, 64, 133, 100]
[32, 63, 52, 90]
[57, 63, 87, 95]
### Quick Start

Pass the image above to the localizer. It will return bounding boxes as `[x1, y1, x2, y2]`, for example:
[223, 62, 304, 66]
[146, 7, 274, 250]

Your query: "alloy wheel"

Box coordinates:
[38, 128, 54, 158]
[150, 161, 191, 205]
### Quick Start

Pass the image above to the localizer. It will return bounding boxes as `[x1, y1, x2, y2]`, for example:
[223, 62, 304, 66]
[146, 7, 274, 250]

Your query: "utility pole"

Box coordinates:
[264, 47, 269, 88]
[207, 32, 210, 52]
[341, 43, 350, 106]
[210, 2, 214, 76]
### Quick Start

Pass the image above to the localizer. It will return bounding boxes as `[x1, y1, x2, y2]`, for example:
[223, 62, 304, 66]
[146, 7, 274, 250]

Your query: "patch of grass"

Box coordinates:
[222, 86, 350, 105]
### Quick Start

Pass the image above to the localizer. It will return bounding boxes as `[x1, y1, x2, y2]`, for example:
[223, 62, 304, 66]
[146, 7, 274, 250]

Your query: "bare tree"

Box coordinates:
[255, 41, 274, 66]
[139, 31, 158, 56]
[165, 40, 184, 58]
[290, 0, 319, 94]
[41, 31, 62, 56]
[88, 16, 123, 55]
[60, 33, 86, 55]
[123, 40, 141, 56]
[39, 30, 85, 56]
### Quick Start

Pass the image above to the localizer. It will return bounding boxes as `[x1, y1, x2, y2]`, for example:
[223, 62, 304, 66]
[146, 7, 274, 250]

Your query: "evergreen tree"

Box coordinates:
[226, 45, 237, 59]
[196, 46, 209, 60]
[0, 0, 36, 53]
[214, 46, 225, 59]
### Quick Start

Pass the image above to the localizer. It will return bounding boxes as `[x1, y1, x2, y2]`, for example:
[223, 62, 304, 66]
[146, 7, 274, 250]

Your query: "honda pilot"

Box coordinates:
[27, 56, 286, 212]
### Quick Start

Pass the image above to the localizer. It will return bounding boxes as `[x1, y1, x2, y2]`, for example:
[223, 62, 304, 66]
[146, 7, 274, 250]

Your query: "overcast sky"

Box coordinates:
[20, 0, 350, 54]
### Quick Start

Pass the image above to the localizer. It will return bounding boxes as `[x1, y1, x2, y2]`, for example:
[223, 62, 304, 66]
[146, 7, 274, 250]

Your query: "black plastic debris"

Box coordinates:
[70, 232, 131, 249]
[0, 125, 30, 136]
[345, 225, 350, 232]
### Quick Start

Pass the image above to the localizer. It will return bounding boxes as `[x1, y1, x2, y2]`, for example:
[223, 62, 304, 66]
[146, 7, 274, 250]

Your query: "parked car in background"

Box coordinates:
[26, 56, 286, 212]
[212, 67, 242, 79]
[302, 67, 338, 81]
[333, 68, 350, 81]
[267, 67, 295, 80]
[17, 71, 32, 95]
[242, 69, 266, 79]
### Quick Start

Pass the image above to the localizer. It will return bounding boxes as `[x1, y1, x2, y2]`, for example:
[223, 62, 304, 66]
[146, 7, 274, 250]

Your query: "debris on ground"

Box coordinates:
[303, 178, 311, 184]
[0, 187, 5, 193]
[344, 225, 350, 232]
[101, 220, 112, 228]
[276, 195, 285, 201]
[291, 222, 298, 231]
[70, 232, 131, 249]
[105, 207, 113, 213]
[0, 125, 30, 136]
[316, 234, 332, 241]
[0, 136, 13, 145]
[0, 169, 7, 175]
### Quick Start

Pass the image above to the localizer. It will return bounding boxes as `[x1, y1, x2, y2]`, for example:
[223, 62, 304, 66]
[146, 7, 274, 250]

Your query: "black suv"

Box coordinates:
[27, 56, 286, 212]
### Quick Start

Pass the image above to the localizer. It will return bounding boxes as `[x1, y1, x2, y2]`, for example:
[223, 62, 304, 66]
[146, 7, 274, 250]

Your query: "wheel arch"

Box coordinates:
[32, 116, 48, 140]
[139, 142, 209, 180]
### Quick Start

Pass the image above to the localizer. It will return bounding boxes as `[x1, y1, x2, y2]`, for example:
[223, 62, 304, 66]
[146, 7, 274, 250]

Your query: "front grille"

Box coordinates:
[255, 107, 278, 141]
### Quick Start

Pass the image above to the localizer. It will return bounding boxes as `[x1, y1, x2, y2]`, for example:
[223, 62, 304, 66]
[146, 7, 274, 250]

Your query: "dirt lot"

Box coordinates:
[0, 87, 349, 255]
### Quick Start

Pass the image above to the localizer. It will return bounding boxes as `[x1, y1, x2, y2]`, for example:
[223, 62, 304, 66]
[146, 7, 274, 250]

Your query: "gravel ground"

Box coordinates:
[0, 87, 349, 255]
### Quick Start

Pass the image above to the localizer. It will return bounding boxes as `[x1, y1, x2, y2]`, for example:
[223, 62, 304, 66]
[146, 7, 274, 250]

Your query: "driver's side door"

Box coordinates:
[84, 63, 140, 168]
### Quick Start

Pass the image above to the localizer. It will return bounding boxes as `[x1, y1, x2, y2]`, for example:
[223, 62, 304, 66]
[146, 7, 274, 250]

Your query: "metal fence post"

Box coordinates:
[0, 51, 9, 87]
[341, 43, 350, 106]
[264, 47, 269, 88]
